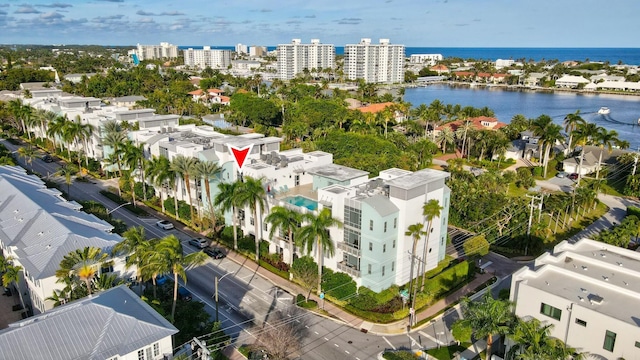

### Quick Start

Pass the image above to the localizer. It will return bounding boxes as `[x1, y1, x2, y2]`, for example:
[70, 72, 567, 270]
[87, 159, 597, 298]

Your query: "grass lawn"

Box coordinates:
[507, 183, 530, 197]
[426, 343, 471, 360]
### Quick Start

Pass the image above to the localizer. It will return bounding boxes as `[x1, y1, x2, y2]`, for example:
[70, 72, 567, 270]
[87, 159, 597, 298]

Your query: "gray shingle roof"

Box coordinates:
[0, 286, 178, 360]
[0, 166, 122, 279]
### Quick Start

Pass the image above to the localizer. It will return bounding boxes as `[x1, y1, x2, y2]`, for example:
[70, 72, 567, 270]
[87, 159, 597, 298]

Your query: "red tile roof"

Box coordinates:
[207, 88, 224, 94]
[436, 116, 507, 131]
[188, 89, 204, 96]
[219, 96, 230, 102]
[357, 102, 395, 114]
[430, 64, 449, 71]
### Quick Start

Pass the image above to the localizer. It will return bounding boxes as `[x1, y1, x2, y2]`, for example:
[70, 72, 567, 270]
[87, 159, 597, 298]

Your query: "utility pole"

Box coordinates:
[526, 194, 544, 236]
[632, 151, 639, 176]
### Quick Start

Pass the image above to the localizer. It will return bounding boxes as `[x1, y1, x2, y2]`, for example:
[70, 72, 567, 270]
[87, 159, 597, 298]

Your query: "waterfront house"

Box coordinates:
[356, 102, 406, 122]
[555, 75, 590, 88]
[433, 116, 507, 137]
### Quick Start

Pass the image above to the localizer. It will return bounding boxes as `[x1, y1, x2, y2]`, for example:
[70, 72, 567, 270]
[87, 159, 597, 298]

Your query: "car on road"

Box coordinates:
[41, 154, 54, 163]
[178, 286, 192, 301]
[568, 173, 579, 180]
[156, 274, 171, 285]
[156, 220, 174, 230]
[204, 247, 226, 259]
[556, 171, 566, 178]
[188, 237, 208, 249]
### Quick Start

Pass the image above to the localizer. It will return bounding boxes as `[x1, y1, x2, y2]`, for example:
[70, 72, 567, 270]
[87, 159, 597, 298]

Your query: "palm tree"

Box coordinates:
[506, 317, 555, 360]
[214, 181, 243, 251]
[56, 247, 109, 296]
[194, 160, 222, 230]
[55, 164, 77, 196]
[46, 115, 67, 154]
[573, 122, 601, 185]
[111, 227, 150, 295]
[420, 200, 443, 291]
[459, 293, 514, 360]
[152, 235, 207, 321]
[530, 115, 553, 164]
[2, 263, 26, 313]
[563, 110, 585, 154]
[121, 141, 146, 206]
[17, 145, 37, 172]
[540, 124, 564, 178]
[146, 156, 174, 213]
[405, 223, 426, 317]
[594, 128, 619, 180]
[436, 127, 455, 154]
[265, 206, 302, 277]
[101, 120, 127, 178]
[297, 208, 342, 294]
[75, 118, 95, 168]
[171, 154, 200, 226]
[236, 176, 267, 262]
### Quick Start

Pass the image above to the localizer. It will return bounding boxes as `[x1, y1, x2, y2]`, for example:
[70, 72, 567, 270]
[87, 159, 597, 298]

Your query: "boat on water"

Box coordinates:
[598, 107, 611, 115]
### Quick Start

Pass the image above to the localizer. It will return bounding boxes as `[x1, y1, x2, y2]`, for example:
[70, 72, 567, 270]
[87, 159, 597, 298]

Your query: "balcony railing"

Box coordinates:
[337, 262, 361, 278]
[337, 242, 361, 257]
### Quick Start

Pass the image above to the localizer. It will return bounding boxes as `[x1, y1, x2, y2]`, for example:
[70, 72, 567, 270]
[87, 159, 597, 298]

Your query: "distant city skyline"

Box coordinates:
[1, 0, 638, 47]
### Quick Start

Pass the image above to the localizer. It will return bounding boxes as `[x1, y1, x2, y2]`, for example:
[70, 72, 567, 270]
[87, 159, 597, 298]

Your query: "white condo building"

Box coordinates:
[276, 39, 336, 80]
[183, 46, 232, 69]
[131, 42, 178, 61]
[409, 54, 443, 65]
[235, 43, 248, 55]
[344, 38, 405, 84]
[510, 238, 640, 359]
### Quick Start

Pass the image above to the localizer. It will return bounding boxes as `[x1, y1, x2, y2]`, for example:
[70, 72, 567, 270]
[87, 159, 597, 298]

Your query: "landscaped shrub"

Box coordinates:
[134, 181, 155, 200]
[321, 269, 357, 300]
[382, 351, 419, 360]
[627, 206, 640, 219]
[532, 166, 543, 177]
[422, 261, 470, 299]
[162, 197, 191, 220]
[349, 286, 403, 313]
[296, 294, 317, 309]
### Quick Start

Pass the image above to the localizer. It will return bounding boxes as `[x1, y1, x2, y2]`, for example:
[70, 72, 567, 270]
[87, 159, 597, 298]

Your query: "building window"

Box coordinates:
[391, 261, 395, 271]
[540, 303, 561, 321]
[394, 217, 397, 229]
[137, 350, 144, 360]
[382, 266, 385, 276]
[250, 217, 254, 226]
[384, 221, 387, 232]
[101, 264, 114, 273]
[635, 341, 640, 349]
[383, 244, 386, 253]
[153, 343, 160, 356]
[369, 242, 372, 251]
[369, 220, 373, 231]
[367, 264, 371, 274]
[603, 330, 616, 352]
[575, 318, 587, 327]
[263, 222, 268, 231]
[392, 239, 396, 248]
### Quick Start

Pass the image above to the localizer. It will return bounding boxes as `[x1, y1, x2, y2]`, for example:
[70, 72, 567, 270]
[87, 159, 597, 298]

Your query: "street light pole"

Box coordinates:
[214, 272, 232, 322]
[107, 202, 131, 215]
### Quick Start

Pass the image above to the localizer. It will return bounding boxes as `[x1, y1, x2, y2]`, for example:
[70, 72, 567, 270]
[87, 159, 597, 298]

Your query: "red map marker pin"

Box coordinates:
[229, 144, 253, 171]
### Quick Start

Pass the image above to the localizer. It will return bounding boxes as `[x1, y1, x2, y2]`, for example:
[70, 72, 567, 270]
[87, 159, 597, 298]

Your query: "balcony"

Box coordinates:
[337, 262, 361, 278]
[337, 242, 361, 257]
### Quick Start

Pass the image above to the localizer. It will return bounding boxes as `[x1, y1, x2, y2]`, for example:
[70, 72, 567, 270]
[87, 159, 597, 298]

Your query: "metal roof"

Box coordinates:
[0, 166, 122, 279]
[0, 286, 178, 360]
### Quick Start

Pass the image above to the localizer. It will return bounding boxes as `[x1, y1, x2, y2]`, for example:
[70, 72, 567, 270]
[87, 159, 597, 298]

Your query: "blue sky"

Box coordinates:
[1, 0, 638, 47]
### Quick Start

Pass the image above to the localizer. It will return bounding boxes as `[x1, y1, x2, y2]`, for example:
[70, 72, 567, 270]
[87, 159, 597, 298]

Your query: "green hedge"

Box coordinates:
[321, 268, 357, 300]
[628, 206, 640, 218]
[382, 351, 419, 360]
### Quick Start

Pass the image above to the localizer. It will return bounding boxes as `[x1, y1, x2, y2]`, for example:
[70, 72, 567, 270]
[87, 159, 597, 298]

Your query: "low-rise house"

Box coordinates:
[356, 102, 406, 122]
[63, 73, 97, 84]
[510, 238, 640, 360]
[523, 72, 546, 87]
[0, 166, 131, 315]
[107, 95, 147, 109]
[429, 64, 449, 74]
[562, 146, 628, 175]
[433, 116, 507, 137]
[0, 286, 178, 360]
[555, 75, 590, 88]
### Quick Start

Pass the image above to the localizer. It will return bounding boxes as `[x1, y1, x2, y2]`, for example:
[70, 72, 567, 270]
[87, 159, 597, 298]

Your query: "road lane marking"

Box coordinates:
[345, 350, 350, 354]
[382, 336, 396, 350]
[334, 344, 339, 348]
[419, 330, 446, 345]
[324, 337, 329, 341]
[314, 331, 319, 335]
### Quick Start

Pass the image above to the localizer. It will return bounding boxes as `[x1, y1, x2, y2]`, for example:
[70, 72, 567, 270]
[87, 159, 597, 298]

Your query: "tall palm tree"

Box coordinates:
[594, 127, 619, 180]
[265, 206, 302, 277]
[46, 115, 67, 154]
[459, 293, 514, 360]
[530, 114, 553, 164]
[420, 200, 443, 291]
[111, 227, 150, 295]
[297, 208, 342, 294]
[540, 123, 564, 178]
[75, 118, 95, 168]
[55, 164, 77, 196]
[8, 99, 26, 135]
[506, 317, 555, 360]
[171, 155, 200, 225]
[405, 223, 426, 316]
[146, 156, 174, 213]
[563, 110, 585, 154]
[101, 120, 127, 178]
[573, 122, 601, 185]
[236, 176, 267, 262]
[194, 160, 222, 230]
[214, 181, 242, 250]
[2, 263, 26, 313]
[121, 141, 146, 206]
[152, 235, 207, 321]
[56, 247, 109, 296]
[17, 145, 37, 172]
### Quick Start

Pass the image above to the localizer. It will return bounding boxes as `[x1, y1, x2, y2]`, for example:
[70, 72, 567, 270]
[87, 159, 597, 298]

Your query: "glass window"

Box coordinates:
[540, 303, 561, 321]
[382, 266, 385, 276]
[369, 242, 372, 251]
[393, 239, 396, 248]
[250, 217, 254, 226]
[367, 264, 371, 274]
[384, 221, 387, 232]
[394, 217, 397, 229]
[575, 318, 587, 327]
[391, 261, 395, 271]
[603, 330, 616, 352]
[369, 220, 373, 231]
[344, 206, 361, 228]
[383, 244, 386, 253]
[137, 350, 144, 360]
[153, 343, 160, 356]
[263, 222, 268, 231]
[635, 341, 640, 349]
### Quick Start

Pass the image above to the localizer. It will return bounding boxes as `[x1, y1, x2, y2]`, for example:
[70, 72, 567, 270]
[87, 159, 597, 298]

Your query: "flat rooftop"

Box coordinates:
[385, 168, 449, 190]
[307, 163, 369, 182]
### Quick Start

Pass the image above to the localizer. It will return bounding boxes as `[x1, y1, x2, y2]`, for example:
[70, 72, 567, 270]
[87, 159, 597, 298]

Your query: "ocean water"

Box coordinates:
[179, 46, 640, 65]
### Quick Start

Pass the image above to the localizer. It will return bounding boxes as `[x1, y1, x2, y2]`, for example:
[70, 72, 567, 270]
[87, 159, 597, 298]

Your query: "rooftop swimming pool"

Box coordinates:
[284, 195, 318, 211]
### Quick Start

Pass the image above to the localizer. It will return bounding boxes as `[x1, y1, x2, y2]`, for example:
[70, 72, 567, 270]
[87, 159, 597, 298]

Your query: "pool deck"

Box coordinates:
[274, 183, 316, 201]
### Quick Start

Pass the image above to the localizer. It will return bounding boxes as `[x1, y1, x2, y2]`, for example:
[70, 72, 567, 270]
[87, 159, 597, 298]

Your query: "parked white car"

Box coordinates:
[156, 220, 174, 230]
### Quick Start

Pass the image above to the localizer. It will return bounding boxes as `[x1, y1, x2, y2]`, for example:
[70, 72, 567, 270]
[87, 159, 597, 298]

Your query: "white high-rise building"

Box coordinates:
[134, 42, 178, 61]
[235, 43, 248, 55]
[249, 45, 267, 57]
[344, 38, 405, 84]
[183, 46, 232, 69]
[276, 39, 336, 80]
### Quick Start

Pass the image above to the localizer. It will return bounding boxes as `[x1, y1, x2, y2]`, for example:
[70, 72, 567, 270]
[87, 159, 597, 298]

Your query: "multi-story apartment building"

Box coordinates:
[276, 39, 336, 80]
[510, 238, 640, 359]
[249, 45, 267, 57]
[131, 42, 179, 61]
[183, 46, 232, 69]
[235, 43, 248, 55]
[0, 166, 131, 314]
[129, 123, 450, 292]
[409, 54, 443, 65]
[344, 38, 405, 84]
